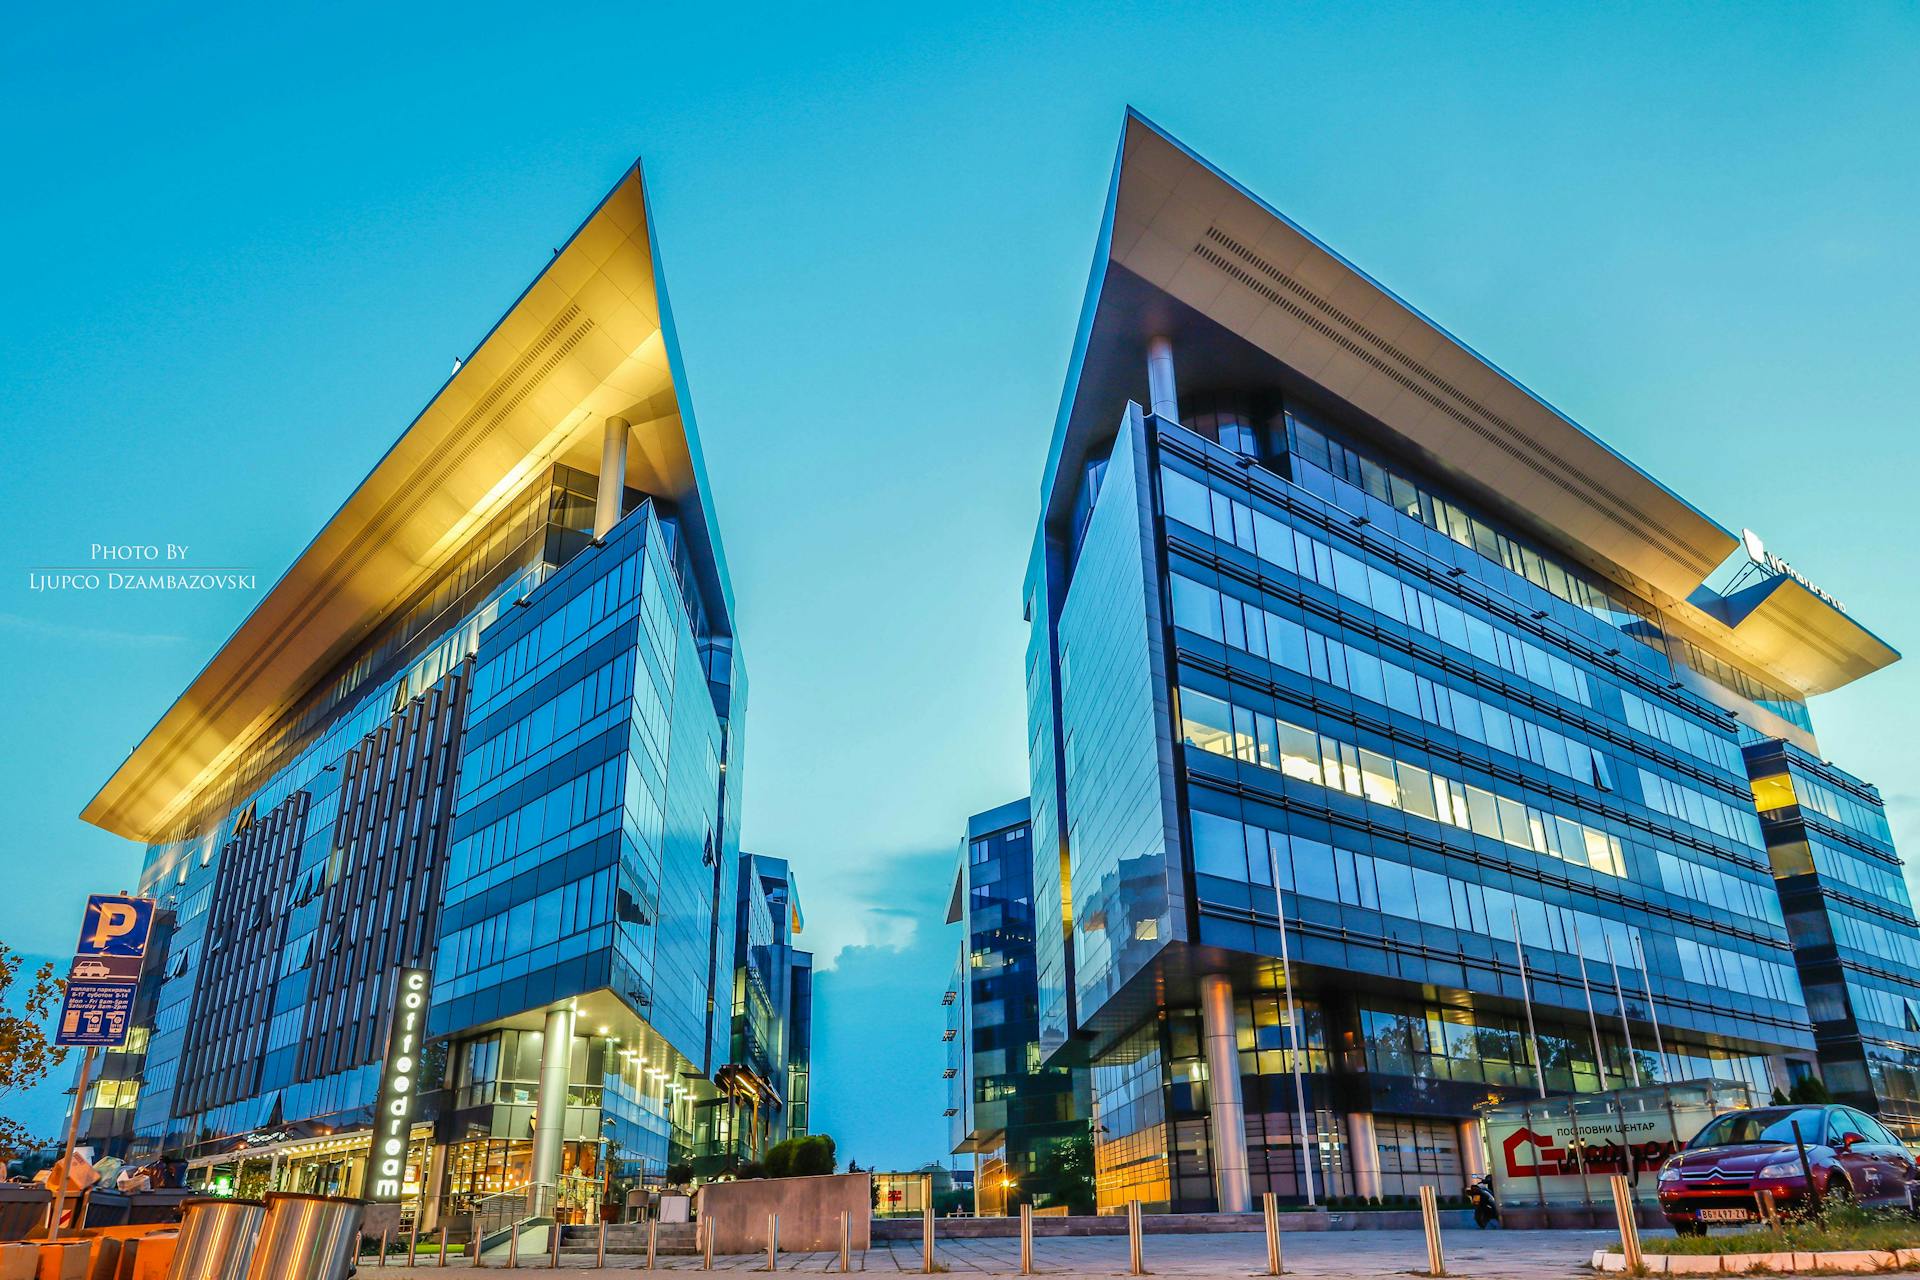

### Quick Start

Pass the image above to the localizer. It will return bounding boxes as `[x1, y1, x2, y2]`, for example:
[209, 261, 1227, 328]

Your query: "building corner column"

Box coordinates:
[1199, 973, 1251, 1213]
[594, 417, 631, 539]
[1458, 1116, 1487, 1182]
[1147, 336, 1180, 424]
[1346, 1111, 1382, 1200]
[531, 1004, 576, 1217]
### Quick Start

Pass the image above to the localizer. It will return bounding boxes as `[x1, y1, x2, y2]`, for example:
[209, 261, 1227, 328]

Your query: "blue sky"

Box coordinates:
[2, 3, 1916, 1166]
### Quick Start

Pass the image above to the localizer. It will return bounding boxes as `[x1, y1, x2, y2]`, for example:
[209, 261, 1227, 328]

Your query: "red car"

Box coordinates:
[1658, 1105, 1918, 1233]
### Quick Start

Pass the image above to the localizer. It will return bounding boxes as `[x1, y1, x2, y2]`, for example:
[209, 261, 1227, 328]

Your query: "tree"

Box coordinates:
[1024, 1134, 1095, 1215]
[1789, 1076, 1834, 1105]
[763, 1134, 836, 1178]
[0, 946, 66, 1160]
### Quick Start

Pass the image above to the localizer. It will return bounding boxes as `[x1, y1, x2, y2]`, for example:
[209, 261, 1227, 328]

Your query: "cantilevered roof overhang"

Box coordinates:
[84, 160, 736, 842]
[1044, 110, 1896, 698]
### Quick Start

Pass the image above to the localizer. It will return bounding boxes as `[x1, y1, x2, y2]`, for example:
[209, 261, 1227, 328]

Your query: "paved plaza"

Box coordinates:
[439, 1227, 1622, 1277]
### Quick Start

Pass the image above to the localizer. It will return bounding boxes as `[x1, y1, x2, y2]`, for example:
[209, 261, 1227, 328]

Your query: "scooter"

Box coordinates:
[1467, 1175, 1500, 1228]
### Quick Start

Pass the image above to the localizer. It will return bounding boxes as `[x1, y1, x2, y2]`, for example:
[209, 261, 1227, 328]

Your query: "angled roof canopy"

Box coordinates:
[1044, 110, 1896, 699]
[84, 160, 735, 842]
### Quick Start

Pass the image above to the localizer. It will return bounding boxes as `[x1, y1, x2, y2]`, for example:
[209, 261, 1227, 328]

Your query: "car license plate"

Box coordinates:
[1700, 1208, 1753, 1223]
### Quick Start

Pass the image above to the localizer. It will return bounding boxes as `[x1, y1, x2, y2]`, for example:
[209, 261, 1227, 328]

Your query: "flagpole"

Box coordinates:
[1512, 908, 1547, 1099]
[1573, 926, 1610, 1092]
[1603, 934, 1642, 1087]
[1268, 846, 1316, 1206]
[1630, 931, 1667, 1073]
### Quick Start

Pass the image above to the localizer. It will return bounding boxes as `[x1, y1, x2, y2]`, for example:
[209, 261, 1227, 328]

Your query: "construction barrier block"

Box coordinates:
[34, 1241, 90, 1280]
[0, 1241, 37, 1280]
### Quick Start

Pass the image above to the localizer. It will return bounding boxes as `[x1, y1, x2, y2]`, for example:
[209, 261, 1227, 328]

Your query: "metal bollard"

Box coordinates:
[506, 1224, 519, 1269]
[648, 1219, 659, 1270]
[840, 1209, 852, 1273]
[549, 1218, 561, 1269]
[410, 1219, 420, 1267]
[1263, 1191, 1282, 1275]
[382, 1229, 392, 1266]
[768, 1212, 780, 1271]
[1756, 1188, 1779, 1230]
[1418, 1185, 1445, 1277]
[922, 1175, 936, 1274]
[703, 1217, 716, 1270]
[439, 1225, 449, 1268]
[1608, 1174, 1642, 1274]
[1127, 1199, 1145, 1276]
[1019, 1201, 1033, 1276]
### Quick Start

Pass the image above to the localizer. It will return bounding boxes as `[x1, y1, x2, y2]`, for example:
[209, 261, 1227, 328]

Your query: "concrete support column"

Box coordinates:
[1346, 1112, 1382, 1200]
[1147, 336, 1180, 423]
[421, 1141, 450, 1230]
[1199, 973, 1251, 1213]
[1458, 1117, 1487, 1181]
[531, 1005, 576, 1216]
[594, 417, 631, 539]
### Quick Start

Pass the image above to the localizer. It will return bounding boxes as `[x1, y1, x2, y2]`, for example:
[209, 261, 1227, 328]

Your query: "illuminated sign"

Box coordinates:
[368, 967, 432, 1201]
[1742, 528, 1847, 615]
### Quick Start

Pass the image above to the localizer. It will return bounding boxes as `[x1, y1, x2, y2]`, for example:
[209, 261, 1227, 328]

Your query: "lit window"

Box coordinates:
[1750, 774, 1798, 813]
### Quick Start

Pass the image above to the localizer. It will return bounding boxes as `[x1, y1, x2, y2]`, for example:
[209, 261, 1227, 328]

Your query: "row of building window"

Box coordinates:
[1651, 851, 1782, 929]
[1282, 416, 1815, 734]
[1172, 573, 1755, 843]
[1753, 771, 1896, 847]
[1161, 468, 1599, 713]
[1774, 838, 1910, 908]
[1621, 690, 1746, 779]
[1178, 684, 1630, 879]
[1636, 768, 1767, 849]
[1191, 811, 1799, 1007]
[1284, 412, 1650, 635]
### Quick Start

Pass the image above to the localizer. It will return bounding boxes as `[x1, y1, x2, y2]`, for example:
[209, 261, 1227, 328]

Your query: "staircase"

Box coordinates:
[559, 1221, 701, 1255]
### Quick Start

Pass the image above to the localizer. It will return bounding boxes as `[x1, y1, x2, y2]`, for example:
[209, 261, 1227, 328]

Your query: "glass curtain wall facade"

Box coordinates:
[73, 162, 795, 1225]
[946, 799, 1091, 1215]
[1748, 741, 1920, 1134]
[1024, 113, 1908, 1215]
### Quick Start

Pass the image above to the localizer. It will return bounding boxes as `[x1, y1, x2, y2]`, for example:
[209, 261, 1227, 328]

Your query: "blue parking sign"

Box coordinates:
[56, 981, 138, 1047]
[74, 895, 155, 959]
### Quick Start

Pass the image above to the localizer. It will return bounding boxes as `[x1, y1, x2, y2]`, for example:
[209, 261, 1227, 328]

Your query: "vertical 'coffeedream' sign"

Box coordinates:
[369, 967, 432, 1201]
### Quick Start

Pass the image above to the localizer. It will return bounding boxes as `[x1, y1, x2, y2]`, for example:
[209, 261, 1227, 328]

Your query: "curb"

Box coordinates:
[1593, 1246, 1920, 1273]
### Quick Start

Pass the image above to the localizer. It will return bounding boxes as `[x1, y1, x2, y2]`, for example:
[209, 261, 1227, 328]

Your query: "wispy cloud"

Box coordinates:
[801, 844, 953, 973]
[0, 612, 187, 647]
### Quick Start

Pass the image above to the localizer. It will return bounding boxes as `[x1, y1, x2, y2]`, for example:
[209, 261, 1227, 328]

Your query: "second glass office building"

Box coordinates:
[1024, 112, 1908, 1213]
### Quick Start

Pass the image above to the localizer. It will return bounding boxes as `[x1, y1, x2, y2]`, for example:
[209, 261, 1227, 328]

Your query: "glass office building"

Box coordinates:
[74, 161, 802, 1223]
[945, 799, 1090, 1215]
[693, 854, 812, 1175]
[1023, 112, 1908, 1213]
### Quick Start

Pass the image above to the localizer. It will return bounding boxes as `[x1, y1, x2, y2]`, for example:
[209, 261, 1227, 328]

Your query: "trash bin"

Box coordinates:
[244, 1192, 364, 1280]
[86, 1188, 134, 1226]
[167, 1196, 266, 1280]
[0, 1183, 51, 1238]
[131, 1187, 197, 1223]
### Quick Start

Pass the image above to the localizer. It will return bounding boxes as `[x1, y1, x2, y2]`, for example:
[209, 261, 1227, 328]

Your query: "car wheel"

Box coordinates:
[1824, 1176, 1852, 1214]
